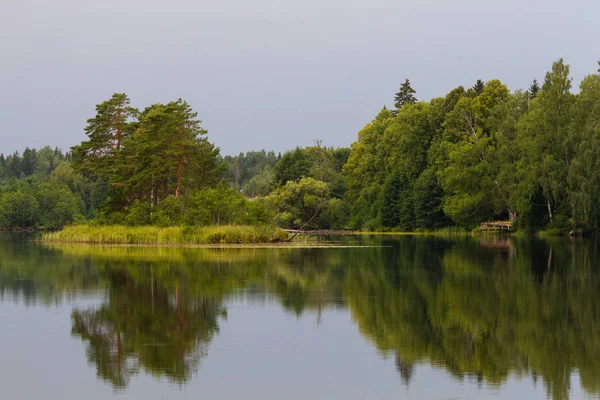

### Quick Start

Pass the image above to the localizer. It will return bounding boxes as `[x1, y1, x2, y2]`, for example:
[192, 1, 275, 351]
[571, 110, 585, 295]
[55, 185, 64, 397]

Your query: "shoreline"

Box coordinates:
[41, 241, 385, 249]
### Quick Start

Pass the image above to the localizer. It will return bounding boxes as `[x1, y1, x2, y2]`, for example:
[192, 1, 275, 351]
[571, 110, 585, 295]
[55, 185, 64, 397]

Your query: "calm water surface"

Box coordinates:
[0, 235, 599, 400]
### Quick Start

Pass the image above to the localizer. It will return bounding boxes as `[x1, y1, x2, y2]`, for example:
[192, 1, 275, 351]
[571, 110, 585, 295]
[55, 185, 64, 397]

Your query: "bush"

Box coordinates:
[151, 196, 184, 227]
[185, 185, 270, 226]
[125, 200, 152, 226]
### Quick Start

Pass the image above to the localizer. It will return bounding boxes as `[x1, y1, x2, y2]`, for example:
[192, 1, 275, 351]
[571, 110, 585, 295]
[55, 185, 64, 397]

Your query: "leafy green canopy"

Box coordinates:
[344, 58, 600, 233]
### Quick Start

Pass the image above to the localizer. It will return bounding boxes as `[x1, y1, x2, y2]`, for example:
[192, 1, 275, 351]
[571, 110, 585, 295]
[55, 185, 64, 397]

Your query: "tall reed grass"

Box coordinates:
[43, 225, 289, 245]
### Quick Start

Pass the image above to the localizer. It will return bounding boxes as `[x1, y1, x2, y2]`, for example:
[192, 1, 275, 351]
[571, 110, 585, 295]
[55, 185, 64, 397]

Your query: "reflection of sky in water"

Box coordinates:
[0, 296, 586, 400]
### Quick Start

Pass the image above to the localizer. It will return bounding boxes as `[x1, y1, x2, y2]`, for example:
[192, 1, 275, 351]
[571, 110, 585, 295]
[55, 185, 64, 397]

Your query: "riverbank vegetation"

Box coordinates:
[2, 58, 600, 237]
[43, 224, 289, 245]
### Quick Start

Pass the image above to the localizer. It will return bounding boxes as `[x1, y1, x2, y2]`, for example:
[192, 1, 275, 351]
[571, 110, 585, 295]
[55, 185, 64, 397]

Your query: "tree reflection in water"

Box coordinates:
[71, 267, 225, 389]
[0, 237, 599, 399]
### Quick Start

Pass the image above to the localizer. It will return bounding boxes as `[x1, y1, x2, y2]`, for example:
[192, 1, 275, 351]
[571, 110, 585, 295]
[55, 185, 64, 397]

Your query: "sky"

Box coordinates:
[1, 0, 598, 156]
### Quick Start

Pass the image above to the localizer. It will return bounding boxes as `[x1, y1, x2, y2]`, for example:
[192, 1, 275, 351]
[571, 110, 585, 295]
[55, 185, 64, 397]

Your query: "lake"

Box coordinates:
[0, 235, 598, 399]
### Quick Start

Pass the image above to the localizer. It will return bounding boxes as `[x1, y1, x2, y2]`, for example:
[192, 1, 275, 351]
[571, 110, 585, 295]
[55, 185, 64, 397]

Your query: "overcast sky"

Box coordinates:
[1, 0, 598, 156]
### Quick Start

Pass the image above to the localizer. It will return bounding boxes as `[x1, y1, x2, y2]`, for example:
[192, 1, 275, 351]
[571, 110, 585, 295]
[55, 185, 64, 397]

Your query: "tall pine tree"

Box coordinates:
[72, 93, 137, 177]
[124, 100, 220, 204]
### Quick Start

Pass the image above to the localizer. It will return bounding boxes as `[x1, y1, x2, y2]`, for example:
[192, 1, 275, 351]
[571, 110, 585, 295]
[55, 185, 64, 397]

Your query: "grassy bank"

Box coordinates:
[43, 224, 289, 245]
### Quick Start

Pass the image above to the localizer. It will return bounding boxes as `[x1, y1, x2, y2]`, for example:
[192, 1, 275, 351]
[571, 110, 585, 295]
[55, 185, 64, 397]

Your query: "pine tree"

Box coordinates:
[72, 93, 137, 176]
[124, 100, 220, 204]
[0, 154, 5, 180]
[472, 79, 485, 95]
[394, 79, 417, 109]
[6, 152, 22, 179]
[529, 79, 541, 100]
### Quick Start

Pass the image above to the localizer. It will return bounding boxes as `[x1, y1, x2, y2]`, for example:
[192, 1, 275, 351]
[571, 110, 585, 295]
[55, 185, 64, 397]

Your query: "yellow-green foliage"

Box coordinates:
[43, 224, 289, 245]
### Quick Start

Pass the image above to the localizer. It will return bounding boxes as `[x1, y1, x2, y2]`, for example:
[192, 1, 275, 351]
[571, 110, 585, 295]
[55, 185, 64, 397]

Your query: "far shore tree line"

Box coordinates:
[2, 58, 600, 234]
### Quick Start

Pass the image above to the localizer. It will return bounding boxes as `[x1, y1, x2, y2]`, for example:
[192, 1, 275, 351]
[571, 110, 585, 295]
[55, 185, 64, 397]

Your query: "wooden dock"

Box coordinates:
[480, 221, 513, 231]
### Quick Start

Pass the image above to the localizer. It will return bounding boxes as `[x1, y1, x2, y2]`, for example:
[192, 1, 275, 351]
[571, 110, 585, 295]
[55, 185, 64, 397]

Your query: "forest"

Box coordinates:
[2, 58, 600, 235]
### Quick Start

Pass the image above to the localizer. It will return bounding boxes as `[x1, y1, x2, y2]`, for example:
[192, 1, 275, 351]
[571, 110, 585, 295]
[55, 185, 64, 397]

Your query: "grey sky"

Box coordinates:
[1, 0, 598, 156]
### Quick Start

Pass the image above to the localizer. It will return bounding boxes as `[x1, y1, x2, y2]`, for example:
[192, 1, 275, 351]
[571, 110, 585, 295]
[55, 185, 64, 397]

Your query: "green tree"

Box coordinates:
[185, 185, 250, 226]
[412, 168, 450, 229]
[343, 108, 395, 228]
[273, 147, 311, 187]
[222, 150, 278, 192]
[243, 167, 274, 197]
[472, 79, 485, 95]
[21, 148, 37, 177]
[37, 183, 81, 229]
[35, 146, 63, 176]
[529, 79, 541, 99]
[267, 177, 331, 229]
[515, 59, 574, 227]
[72, 93, 137, 176]
[568, 73, 600, 227]
[0, 190, 40, 228]
[437, 80, 513, 226]
[394, 79, 417, 109]
[123, 100, 221, 205]
[6, 152, 22, 179]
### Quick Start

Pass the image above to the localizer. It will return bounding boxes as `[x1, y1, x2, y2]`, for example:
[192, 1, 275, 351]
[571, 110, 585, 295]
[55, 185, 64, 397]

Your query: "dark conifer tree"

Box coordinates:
[7, 152, 22, 179]
[21, 147, 38, 177]
[0, 154, 5, 180]
[529, 79, 541, 100]
[394, 79, 417, 109]
[472, 79, 485, 95]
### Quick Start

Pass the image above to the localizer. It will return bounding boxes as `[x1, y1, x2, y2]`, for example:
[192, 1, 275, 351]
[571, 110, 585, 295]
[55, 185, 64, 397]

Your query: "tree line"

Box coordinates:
[221, 58, 600, 233]
[344, 59, 600, 233]
[0, 147, 84, 229]
[2, 58, 600, 233]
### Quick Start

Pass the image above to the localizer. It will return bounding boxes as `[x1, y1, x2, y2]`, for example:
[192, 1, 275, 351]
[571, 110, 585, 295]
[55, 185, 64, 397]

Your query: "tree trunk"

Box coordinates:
[176, 147, 184, 197]
[287, 205, 323, 242]
[116, 108, 122, 151]
[547, 200, 553, 222]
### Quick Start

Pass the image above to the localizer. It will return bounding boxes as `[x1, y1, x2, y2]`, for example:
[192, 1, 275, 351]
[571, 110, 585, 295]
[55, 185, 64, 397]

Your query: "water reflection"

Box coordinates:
[0, 236, 599, 399]
[71, 267, 225, 388]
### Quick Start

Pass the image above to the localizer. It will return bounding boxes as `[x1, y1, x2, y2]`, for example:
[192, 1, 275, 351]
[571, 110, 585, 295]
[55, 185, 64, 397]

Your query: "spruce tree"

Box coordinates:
[394, 79, 417, 109]
[7, 152, 22, 179]
[529, 79, 541, 100]
[21, 148, 38, 177]
[472, 79, 485, 95]
[0, 154, 5, 180]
